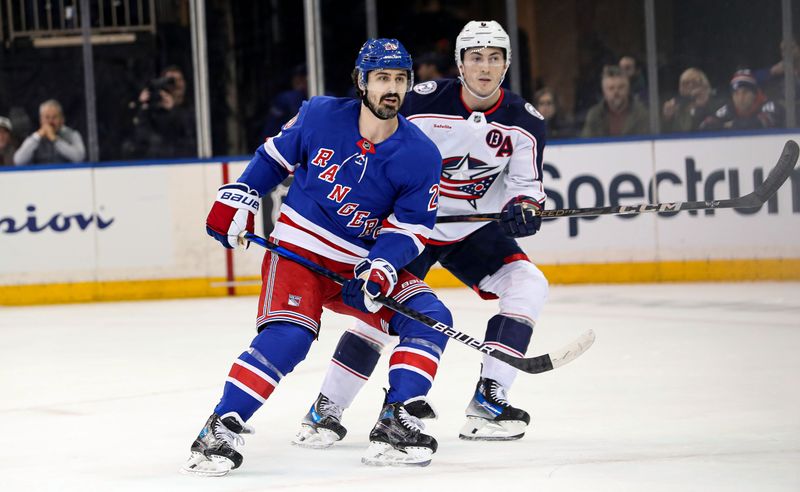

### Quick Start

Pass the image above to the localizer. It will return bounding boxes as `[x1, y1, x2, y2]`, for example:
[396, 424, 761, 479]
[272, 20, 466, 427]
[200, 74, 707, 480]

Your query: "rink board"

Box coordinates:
[1, 133, 798, 305]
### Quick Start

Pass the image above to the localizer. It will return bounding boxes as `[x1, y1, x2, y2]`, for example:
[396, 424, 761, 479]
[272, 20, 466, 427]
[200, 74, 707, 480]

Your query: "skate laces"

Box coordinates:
[398, 406, 425, 433]
[317, 394, 344, 420]
[486, 380, 510, 407]
[214, 419, 246, 448]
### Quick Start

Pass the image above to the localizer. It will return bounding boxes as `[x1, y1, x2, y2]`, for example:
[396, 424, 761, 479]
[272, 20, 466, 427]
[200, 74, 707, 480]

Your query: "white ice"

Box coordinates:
[1, 283, 798, 492]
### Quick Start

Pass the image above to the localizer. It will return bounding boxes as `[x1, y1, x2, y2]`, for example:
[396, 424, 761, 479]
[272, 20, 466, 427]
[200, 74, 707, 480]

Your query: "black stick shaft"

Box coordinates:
[242, 233, 557, 373]
[438, 140, 799, 223]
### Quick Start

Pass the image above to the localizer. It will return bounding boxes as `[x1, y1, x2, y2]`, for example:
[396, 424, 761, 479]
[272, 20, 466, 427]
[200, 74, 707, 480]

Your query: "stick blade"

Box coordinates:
[549, 329, 596, 369]
[504, 329, 596, 374]
[753, 140, 799, 204]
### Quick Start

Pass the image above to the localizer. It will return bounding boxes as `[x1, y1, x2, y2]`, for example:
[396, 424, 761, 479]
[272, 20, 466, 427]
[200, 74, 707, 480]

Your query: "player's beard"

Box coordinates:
[364, 91, 403, 120]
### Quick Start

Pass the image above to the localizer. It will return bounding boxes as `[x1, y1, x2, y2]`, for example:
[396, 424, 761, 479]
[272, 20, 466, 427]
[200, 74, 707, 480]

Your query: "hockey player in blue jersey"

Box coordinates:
[181, 39, 452, 475]
[294, 21, 550, 447]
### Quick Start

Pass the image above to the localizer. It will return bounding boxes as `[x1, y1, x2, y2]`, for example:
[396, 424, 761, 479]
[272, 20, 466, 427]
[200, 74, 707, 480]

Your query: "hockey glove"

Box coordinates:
[341, 258, 397, 313]
[500, 195, 543, 237]
[206, 183, 260, 249]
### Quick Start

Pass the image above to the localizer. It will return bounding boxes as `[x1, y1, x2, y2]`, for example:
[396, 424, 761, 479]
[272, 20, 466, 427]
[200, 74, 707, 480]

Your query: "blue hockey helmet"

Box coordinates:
[354, 38, 414, 91]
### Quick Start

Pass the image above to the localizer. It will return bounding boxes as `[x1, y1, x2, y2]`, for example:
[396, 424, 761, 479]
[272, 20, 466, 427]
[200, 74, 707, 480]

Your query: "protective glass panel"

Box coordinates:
[655, 0, 790, 134]
[0, 0, 196, 164]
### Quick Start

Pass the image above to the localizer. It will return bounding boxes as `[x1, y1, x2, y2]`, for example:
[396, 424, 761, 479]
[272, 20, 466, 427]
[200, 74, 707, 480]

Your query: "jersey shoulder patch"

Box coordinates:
[525, 102, 544, 120]
[413, 81, 438, 95]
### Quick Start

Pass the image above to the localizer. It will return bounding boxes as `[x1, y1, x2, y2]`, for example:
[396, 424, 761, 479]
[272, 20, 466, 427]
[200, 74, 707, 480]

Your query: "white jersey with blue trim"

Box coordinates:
[401, 79, 547, 243]
[238, 96, 442, 271]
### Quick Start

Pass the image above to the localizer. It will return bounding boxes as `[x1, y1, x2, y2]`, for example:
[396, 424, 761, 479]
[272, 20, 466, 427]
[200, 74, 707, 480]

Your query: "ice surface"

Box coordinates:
[1, 283, 798, 491]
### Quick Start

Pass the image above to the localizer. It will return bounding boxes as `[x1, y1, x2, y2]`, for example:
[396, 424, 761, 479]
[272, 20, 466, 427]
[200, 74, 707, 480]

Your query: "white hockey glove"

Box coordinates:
[341, 258, 398, 313]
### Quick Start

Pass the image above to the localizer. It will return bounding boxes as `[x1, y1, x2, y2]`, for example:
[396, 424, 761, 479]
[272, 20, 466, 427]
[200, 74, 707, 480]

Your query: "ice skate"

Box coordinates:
[180, 412, 254, 477]
[292, 393, 347, 449]
[362, 399, 438, 467]
[459, 377, 530, 441]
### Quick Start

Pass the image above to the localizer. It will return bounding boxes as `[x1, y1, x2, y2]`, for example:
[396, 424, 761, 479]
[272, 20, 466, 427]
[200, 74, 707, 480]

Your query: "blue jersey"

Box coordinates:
[238, 96, 442, 272]
[401, 79, 547, 243]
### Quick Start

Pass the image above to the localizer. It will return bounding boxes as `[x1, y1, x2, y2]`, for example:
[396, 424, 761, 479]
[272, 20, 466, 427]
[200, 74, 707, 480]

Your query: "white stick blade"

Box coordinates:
[550, 329, 596, 369]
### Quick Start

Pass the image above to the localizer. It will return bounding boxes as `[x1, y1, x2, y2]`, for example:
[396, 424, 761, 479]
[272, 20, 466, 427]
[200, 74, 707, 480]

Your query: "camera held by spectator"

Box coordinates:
[662, 68, 724, 133]
[144, 76, 179, 108]
[124, 65, 196, 159]
[137, 67, 186, 112]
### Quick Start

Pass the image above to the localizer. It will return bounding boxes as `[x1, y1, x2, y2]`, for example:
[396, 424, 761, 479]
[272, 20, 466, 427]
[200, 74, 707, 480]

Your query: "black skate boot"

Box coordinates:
[362, 398, 438, 467]
[180, 412, 254, 476]
[459, 377, 530, 441]
[293, 393, 348, 449]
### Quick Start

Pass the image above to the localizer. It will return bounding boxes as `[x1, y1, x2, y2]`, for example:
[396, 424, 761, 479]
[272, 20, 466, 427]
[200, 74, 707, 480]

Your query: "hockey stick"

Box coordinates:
[241, 232, 595, 374]
[437, 139, 800, 223]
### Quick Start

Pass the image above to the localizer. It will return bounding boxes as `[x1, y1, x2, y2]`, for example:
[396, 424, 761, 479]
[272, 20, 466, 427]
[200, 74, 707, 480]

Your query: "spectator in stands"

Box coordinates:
[14, 99, 85, 165]
[754, 41, 800, 120]
[619, 55, 647, 103]
[754, 41, 800, 96]
[581, 65, 649, 138]
[124, 65, 196, 158]
[260, 64, 308, 139]
[662, 68, 724, 133]
[700, 69, 783, 131]
[0, 116, 17, 166]
[534, 87, 574, 139]
[415, 52, 449, 82]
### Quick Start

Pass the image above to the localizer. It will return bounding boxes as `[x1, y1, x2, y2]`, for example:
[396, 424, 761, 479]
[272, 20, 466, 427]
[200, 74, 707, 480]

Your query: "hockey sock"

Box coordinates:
[319, 331, 382, 407]
[481, 314, 533, 388]
[386, 293, 450, 403]
[214, 322, 315, 421]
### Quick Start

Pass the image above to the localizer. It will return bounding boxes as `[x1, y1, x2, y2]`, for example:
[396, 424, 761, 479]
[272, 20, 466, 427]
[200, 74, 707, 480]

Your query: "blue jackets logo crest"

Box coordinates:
[413, 81, 437, 95]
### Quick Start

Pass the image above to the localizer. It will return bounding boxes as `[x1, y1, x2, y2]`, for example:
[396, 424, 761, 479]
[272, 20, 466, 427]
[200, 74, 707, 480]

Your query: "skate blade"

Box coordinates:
[458, 416, 527, 441]
[361, 441, 432, 467]
[292, 425, 342, 449]
[180, 452, 234, 477]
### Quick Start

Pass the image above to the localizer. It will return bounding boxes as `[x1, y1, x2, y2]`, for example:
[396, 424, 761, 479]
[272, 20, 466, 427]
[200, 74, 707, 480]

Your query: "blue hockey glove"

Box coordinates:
[341, 258, 397, 313]
[206, 183, 260, 249]
[500, 196, 542, 237]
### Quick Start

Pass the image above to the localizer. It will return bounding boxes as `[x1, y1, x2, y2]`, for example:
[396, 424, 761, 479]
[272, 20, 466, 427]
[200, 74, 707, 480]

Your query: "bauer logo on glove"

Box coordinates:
[206, 183, 261, 249]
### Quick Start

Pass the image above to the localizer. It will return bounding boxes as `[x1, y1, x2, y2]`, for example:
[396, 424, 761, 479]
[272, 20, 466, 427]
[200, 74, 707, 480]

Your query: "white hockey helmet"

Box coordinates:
[454, 20, 512, 68]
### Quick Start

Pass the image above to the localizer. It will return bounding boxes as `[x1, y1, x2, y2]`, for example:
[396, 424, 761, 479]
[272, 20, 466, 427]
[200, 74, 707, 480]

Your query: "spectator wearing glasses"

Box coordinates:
[662, 68, 724, 133]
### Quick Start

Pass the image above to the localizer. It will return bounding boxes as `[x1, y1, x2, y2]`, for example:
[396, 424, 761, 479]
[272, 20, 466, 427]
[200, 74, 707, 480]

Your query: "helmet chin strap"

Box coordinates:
[458, 64, 509, 102]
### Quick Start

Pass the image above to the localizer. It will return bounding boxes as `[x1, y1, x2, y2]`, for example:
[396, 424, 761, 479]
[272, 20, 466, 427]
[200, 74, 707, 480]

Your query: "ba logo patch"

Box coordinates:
[525, 102, 544, 120]
[413, 81, 437, 95]
[288, 294, 302, 307]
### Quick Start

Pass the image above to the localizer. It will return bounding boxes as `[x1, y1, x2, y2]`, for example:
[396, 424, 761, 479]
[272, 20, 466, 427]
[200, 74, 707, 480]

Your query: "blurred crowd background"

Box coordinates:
[0, 0, 797, 165]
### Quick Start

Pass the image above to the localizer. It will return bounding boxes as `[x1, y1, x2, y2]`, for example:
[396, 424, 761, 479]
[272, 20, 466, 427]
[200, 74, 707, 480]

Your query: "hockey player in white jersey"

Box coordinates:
[294, 20, 549, 447]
